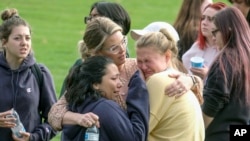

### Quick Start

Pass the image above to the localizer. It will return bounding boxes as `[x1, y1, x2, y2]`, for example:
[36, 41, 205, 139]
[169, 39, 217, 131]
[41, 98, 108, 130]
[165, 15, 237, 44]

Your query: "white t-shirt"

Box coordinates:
[182, 41, 219, 73]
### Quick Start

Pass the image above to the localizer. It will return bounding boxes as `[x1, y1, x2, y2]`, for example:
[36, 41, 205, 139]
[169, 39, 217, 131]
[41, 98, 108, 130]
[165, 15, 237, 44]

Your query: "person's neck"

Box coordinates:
[165, 62, 173, 71]
[117, 63, 124, 72]
[6, 54, 22, 70]
[206, 36, 215, 47]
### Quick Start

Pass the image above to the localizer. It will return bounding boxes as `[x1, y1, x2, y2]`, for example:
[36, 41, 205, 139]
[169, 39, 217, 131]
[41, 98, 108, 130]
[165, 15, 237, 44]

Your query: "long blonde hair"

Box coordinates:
[79, 17, 122, 59]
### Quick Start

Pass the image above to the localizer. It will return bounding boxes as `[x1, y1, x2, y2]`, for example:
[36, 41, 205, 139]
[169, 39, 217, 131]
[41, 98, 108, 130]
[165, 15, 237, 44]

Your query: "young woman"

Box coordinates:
[62, 56, 149, 141]
[182, 2, 227, 79]
[173, 0, 213, 59]
[203, 7, 250, 140]
[135, 28, 204, 141]
[59, 1, 132, 97]
[0, 8, 57, 141]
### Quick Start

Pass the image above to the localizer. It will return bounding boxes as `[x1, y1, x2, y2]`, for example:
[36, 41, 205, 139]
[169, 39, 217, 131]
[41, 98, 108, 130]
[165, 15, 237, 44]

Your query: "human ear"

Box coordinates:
[93, 83, 100, 90]
[165, 49, 172, 60]
[1, 39, 7, 47]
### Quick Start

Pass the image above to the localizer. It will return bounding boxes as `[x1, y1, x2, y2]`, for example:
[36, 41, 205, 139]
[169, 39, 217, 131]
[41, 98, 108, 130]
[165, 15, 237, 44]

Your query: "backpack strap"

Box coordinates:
[30, 63, 43, 91]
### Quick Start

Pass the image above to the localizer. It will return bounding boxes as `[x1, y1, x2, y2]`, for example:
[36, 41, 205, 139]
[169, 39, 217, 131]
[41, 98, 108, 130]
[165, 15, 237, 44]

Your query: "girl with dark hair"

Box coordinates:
[62, 56, 149, 141]
[203, 6, 250, 141]
[84, 1, 131, 57]
[85, 1, 130, 36]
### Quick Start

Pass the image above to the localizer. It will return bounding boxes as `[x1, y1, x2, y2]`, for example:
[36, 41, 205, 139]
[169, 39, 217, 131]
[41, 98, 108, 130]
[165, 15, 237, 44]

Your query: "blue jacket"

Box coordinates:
[62, 70, 149, 141]
[0, 52, 57, 141]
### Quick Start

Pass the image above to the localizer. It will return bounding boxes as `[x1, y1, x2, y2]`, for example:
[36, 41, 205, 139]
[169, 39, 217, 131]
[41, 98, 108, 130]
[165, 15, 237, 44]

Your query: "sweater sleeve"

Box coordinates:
[96, 70, 149, 141]
[202, 62, 231, 117]
[126, 70, 149, 141]
[48, 95, 68, 131]
[30, 64, 58, 141]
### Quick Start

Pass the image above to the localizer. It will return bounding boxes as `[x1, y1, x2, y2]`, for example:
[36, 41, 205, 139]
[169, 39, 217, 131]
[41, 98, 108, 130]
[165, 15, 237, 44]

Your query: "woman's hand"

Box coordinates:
[12, 131, 30, 141]
[165, 72, 194, 98]
[190, 65, 208, 79]
[75, 112, 100, 128]
[0, 109, 15, 128]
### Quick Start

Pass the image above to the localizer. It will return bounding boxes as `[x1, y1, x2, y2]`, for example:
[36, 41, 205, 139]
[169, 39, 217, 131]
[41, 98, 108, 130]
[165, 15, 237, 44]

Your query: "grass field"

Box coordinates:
[1, 0, 229, 140]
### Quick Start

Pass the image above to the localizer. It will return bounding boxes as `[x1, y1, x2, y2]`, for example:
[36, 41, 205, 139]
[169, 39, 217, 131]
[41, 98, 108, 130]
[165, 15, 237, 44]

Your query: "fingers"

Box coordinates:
[12, 131, 30, 140]
[0, 109, 13, 118]
[0, 110, 16, 128]
[190, 68, 204, 79]
[175, 88, 186, 98]
[165, 80, 178, 96]
[165, 80, 187, 97]
[78, 113, 99, 128]
[168, 73, 181, 79]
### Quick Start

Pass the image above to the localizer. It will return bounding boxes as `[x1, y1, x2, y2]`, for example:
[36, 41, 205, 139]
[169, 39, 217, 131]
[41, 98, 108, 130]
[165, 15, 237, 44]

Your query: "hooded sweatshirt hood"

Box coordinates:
[0, 51, 36, 71]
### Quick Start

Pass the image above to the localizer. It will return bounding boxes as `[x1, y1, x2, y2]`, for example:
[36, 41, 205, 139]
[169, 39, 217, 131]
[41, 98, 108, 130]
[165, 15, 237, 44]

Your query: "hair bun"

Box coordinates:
[1, 8, 19, 21]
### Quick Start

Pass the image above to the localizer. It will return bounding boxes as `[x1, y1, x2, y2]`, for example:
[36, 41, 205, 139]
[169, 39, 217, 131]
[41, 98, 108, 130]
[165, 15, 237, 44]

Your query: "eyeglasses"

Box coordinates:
[103, 37, 127, 54]
[84, 14, 100, 24]
[84, 17, 91, 24]
[211, 29, 219, 37]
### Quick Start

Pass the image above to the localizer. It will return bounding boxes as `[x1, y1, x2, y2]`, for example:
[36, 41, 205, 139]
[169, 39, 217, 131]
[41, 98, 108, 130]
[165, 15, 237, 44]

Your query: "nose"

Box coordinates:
[118, 41, 126, 54]
[120, 45, 126, 53]
[20, 37, 28, 45]
[139, 63, 147, 71]
[201, 20, 206, 25]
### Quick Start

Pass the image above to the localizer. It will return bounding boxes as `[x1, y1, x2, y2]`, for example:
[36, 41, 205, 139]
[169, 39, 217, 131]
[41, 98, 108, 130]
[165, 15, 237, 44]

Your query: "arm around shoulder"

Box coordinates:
[48, 95, 68, 131]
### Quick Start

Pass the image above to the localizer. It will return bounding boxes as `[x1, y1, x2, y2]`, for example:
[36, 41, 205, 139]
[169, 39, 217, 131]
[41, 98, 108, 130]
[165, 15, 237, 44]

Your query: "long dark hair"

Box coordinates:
[64, 56, 114, 106]
[213, 7, 250, 105]
[173, 0, 203, 59]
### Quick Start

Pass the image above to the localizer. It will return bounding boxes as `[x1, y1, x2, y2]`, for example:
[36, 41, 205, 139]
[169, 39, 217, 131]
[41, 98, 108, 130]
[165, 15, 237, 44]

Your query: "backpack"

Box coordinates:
[30, 63, 43, 91]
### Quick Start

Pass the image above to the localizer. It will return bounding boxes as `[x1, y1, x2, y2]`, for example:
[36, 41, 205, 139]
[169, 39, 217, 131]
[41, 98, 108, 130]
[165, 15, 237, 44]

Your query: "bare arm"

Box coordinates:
[63, 111, 100, 128]
[48, 95, 68, 131]
[165, 72, 204, 104]
[48, 96, 100, 131]
[202, 112, 214, 129]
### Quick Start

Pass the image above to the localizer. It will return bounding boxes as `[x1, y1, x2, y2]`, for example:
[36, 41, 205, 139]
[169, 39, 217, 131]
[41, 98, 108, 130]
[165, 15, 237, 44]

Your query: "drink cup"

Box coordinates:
[190, 56, 204, 68]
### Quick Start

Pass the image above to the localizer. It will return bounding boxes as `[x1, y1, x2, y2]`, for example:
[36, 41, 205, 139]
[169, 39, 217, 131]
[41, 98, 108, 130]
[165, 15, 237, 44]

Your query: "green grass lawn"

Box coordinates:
[1, 0, 229, 140]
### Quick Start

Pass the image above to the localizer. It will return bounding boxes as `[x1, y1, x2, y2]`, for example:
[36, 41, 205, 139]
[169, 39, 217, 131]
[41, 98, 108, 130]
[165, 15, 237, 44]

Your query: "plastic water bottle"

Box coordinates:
[6, 109, 26, 138]
[84, 125, 99, 141]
